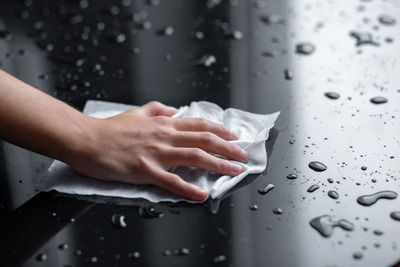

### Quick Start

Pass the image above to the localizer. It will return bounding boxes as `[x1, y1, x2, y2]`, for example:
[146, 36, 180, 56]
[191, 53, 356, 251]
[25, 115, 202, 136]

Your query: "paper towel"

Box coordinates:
[36, 100, 279, 203]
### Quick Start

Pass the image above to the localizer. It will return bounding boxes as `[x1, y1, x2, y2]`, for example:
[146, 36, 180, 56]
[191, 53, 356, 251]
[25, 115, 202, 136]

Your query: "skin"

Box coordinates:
[0, 70, 249, 201]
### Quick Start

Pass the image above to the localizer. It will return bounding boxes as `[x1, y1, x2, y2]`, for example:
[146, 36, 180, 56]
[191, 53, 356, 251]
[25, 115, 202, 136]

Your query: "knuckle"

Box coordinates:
[155, 127, 174, 140]
[200, 132, 215, 145]
[137, 156, 151, 171]
[196, 118, 208, 128]
[217, 160, 230, 172]
[148, 101, 162, 108]
[188, 148, 204, 160]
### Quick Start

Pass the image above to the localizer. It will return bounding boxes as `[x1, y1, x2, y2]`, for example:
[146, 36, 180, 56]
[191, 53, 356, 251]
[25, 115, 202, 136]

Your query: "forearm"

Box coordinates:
[0, 70, 94, 164]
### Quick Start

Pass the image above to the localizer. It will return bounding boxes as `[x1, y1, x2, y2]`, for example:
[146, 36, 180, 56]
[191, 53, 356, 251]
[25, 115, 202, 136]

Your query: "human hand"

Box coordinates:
[69, 101, 249, 201]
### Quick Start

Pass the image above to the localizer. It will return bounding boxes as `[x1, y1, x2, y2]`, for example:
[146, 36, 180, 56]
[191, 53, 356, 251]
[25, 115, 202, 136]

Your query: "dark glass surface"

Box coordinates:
[0, 0, 400, 266]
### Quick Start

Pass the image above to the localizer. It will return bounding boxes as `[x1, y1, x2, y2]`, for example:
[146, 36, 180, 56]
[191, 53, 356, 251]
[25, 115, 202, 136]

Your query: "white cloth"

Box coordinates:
[36, 100, 279, 203]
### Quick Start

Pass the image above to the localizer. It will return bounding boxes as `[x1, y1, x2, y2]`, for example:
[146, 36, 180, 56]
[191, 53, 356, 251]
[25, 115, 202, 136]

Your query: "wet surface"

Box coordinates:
[0, 0, 400, 266]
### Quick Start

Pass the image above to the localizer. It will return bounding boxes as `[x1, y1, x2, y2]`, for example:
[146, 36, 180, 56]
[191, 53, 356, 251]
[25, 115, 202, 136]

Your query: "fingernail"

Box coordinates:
[197, 186, 207, 193]
[230, 132, 239, 139]
[240, 149, 250, 162]
[230, 163, 243, 175]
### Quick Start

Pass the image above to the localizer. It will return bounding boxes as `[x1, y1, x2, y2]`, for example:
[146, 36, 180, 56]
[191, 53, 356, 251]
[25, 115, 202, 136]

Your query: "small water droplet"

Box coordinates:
[163, 249, 171, 256]
[111, 214, 127, 228]
[284, 69, 293, 80]
[357, 190, 397, 206]
[324, 92, 340, 100]
[138, 207, 163, 218]
[58, 243, 68, 250]
[373, 229, 383, 235]
[286, 173, 298, 180]
[328, 190, 339, 199]
[327, 178, 334, 183]
[370, 96, 388, 104]
[308, 161, 327, 172]
[128, 251, 141, 259]
[198, 55, 216, 67]
[353, 252, 363, 260]
[390, 211, 400, 221]
[258, 183, 274, 195]
[272, 207, 283, 214]
[249, 204, 258, 210]
[310, 215, 354, 237]
[307, 184, 320, 193]
[177, 248, 190, 256]
[75, 250, 82, 256]
[361, 166, 367, 171]
[214, 255, 226, 263]
[295, 42, 315, 55]
[36, 253, 47, 262]
[378, 15, 396, 26]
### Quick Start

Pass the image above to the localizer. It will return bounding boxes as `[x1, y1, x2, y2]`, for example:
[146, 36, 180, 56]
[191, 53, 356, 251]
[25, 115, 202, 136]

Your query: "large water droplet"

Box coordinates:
[357, 191, 398, 206]
[328, 190, 339, 199]
[370, 96, 388, 104]
[258, 184, 274, 195]
[307, 184, 320, 193]
[308, 161, 327, 172]
[349, 31, 379, 46]
[310, 215, 354, 237]
[390, 211, 400, 221]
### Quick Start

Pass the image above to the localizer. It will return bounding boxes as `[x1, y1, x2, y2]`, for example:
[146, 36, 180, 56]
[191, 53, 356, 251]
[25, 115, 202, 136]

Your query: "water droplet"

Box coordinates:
[378, 15, 396, 26]
[349, 31, 379, 46]
[284, 69, 293, 80]
[272, 207, 283, 214]
[88, 256, 98, 263]
[194, 31, 204, 40]
[308, 161, 327, 172]
[258, 183, 274, 195]
[361, 166, 367, 171]
[128, 251, 141, 259]
[370, 96, 388, 104]
[225, 30, 243, 40]
[214, 255, 226, 263]
[163, 249, 171, 256]
[373, 229, 383, 235]
[162, 26, 174, 36]
[286, 173, 298, 180]
[36, 253, 47, 262]
[260, 14, 285, 25]
[0, 30, 12, 41]
[111, 214, 127, 228]
[310, 215, 354, 237]
[198, 55, 216, 67]
[58, 243, 68, 250]
[262, 50, 277, 57]
[324, 92, 340, 100]
[357, 190, 398, 206]
[307, 184, 320, 193]
[295, 42, 315, 55]
[138, 207, 163, 218]
[75, 250, 82, 256]
[328, 190, 339, 199]
[353, 252, 363, 260]
[327, 178, 334, 183]
[177, 248, 190, 256]
[390, 211, 400, 221]
[249, 204, 258, 210]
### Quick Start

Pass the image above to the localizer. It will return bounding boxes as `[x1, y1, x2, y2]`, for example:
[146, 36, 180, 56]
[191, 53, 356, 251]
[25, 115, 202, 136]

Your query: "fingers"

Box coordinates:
[151, 169, 208, 201]
[173, 117, 238, 141]
[167, 147, 244, 176]
[173, 132, 249, 162]
[136, 101, 178, 117]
